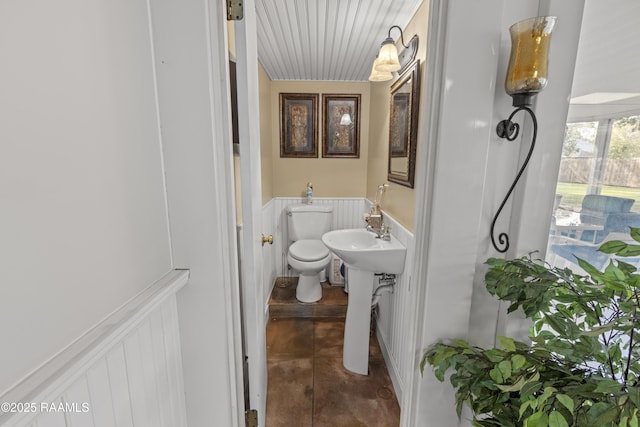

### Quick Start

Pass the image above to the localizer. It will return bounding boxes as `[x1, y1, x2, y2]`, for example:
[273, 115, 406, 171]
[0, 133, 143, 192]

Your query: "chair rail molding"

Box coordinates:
[0, 270, 189, 427]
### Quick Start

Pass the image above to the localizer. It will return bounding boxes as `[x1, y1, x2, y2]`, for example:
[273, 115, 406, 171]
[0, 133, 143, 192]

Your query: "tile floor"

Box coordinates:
[265, 280, 400, 427]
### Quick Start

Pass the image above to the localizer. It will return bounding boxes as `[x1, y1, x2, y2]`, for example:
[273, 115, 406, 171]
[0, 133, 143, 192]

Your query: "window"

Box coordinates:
[546, 115, 640, 271]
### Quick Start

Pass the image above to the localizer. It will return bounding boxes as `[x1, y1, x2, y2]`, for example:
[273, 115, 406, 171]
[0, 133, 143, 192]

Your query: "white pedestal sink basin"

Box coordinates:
[321, 228, 406, 274]
[322, 228, 406, 375]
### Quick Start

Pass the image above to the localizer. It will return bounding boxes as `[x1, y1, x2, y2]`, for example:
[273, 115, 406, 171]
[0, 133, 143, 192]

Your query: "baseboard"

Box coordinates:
[375, 316, 404, 405]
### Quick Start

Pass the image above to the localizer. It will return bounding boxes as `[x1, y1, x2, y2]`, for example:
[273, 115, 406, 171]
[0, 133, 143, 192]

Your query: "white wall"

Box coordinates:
[405, 0, 585, 425]
[0, 0, 172, 394]
[0, 1, 243, 424]
[149, 0, 244, 424]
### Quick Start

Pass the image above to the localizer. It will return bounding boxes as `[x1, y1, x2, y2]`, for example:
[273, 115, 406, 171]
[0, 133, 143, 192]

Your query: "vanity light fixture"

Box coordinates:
[369, 25, 418, 82]
[490, 16, 556, 253]
[368, 56, 393, 82]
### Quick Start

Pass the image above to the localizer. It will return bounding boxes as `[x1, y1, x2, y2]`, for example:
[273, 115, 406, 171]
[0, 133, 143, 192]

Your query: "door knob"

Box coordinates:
[261, 234, 273, 246]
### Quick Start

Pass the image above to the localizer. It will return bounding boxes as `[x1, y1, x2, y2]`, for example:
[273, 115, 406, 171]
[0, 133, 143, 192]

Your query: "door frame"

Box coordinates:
[233, 1, 269, 423]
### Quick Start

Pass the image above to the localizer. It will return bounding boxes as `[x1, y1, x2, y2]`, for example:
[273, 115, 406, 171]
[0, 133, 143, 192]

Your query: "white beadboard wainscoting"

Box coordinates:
[0, 270, 189, 427]
[271, 197, 367, 279]
[261, 197, 415, 403]
[364, 201, 415, 405]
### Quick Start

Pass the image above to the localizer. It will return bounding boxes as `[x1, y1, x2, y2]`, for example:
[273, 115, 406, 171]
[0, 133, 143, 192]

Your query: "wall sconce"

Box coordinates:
[368, 56, 394, 82]
[491, 16, 556, 253]
[368, 25, 418, 82]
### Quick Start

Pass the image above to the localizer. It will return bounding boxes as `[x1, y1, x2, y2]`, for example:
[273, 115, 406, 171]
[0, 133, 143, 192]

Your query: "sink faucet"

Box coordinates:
[366, 224, 391, 241]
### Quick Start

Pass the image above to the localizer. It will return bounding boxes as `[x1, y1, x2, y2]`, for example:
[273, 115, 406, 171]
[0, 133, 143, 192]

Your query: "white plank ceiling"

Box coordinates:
[255, 0, 423, 81]
[253, 0, 640, 119]
[568, 0, 640, 120]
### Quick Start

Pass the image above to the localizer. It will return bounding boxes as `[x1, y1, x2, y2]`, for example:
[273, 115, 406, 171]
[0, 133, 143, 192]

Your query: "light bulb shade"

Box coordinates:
[368, 57, 393, 82]
[375, 38, 401, 72]
[504, 16, 556, 102]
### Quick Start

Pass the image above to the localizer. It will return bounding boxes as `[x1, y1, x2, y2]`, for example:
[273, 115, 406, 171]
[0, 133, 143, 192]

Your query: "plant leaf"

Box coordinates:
[485, 348, 506, 363]
[526, 411, 548, 427]
[429, 346, 459, 367]
[545, 313, 567, 335]
[497, 375, 528, 393]
[498, 360, 512, 381]
[512, 354, 526, 371]
[593, 379, 623, 394]
[581, 322, 616, 337]
[537, 387, 557, 408]
[519, 400, 533, 420]
[555, 393, 574, 414]
[549, 411, 569, 427]
[599, 240, 629, 254]
[520, 381, 543, 397]
[452, 339, 469, 347]
[629, 387, 640, 408]
[589, 403, 620, 425]
[498, 336, 517, 352]
[490, 366, 504, 384]
[577, 257, 603, 279]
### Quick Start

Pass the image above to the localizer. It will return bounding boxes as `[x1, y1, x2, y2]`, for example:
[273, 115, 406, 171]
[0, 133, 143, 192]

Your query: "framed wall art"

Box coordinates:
[322, 94, 360, 158]
[279, 93, 319, 158]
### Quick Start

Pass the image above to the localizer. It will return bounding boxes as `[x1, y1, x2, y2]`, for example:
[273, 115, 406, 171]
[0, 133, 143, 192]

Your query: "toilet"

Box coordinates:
[286, 204, 333, 303]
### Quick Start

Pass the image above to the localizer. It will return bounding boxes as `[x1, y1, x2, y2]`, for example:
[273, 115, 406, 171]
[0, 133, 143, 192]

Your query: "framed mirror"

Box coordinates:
[388, 60, 420, 188]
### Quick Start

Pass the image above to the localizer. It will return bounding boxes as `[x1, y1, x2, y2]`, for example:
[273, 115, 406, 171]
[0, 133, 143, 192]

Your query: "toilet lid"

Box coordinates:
[289, 240, 330, 262]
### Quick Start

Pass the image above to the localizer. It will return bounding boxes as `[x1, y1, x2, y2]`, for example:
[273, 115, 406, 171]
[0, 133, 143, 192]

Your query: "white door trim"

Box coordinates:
[235, 0, 269, 423]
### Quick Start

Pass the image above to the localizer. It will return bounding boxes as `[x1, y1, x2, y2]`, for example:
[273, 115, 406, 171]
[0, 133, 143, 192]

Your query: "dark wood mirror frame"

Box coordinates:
[387, 60, 420, 188]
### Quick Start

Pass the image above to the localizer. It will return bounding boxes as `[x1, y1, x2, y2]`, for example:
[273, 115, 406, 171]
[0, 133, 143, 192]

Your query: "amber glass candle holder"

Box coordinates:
[504, 16, 556, 106]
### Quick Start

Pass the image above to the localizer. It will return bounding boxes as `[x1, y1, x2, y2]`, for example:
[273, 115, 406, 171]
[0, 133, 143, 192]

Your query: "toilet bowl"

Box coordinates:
[286, 204, 333, 303]
[287, 240, 332, 302]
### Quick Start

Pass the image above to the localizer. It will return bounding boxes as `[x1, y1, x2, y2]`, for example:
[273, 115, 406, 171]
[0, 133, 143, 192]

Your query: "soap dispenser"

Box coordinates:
[306, 182, 313, 204]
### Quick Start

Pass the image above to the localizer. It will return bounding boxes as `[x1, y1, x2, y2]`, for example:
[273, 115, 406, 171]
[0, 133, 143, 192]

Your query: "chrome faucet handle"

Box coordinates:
[381, 224, 392, 241]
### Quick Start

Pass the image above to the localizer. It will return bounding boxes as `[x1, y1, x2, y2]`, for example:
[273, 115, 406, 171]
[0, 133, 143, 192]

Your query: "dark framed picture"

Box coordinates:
[322, 94, 360, 158]
[279, 93, 319, 158]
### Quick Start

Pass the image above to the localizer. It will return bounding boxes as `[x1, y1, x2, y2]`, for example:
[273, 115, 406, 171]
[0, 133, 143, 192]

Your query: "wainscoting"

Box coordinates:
[0, 271, 189, 427]
[261, 197, 415, 405]
[271, 197, 367, 278]
[364, 200, 415, 404]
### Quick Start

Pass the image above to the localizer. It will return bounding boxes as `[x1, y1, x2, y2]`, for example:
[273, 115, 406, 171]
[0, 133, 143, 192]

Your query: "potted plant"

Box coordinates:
[421, 228, 640, 427]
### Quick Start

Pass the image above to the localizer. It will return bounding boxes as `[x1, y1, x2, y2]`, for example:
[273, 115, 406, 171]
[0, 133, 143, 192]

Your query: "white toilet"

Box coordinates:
[286, 204, 333, 303]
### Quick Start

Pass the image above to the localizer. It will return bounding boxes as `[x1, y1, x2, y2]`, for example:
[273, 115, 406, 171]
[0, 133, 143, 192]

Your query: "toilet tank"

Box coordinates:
[287, 204, 333, 241]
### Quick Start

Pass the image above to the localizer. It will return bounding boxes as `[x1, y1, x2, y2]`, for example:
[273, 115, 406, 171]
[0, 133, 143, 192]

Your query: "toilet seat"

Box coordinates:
[289, 240, 329, 262]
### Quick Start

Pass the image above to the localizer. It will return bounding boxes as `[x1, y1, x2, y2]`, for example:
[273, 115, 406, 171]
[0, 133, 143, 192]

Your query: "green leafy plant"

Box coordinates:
[421, 227, 640, 427]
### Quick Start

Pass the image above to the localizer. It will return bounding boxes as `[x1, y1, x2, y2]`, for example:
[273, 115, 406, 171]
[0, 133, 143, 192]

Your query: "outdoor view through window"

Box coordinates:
[546, 115, 640, 271]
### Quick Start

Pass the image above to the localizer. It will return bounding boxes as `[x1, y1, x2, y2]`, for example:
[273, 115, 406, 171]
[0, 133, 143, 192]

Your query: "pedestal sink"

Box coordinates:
[321, 228, 406, 375]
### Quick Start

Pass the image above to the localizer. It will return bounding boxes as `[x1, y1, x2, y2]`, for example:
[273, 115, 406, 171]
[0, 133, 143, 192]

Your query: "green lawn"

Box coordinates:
[556, 182, 640, 213]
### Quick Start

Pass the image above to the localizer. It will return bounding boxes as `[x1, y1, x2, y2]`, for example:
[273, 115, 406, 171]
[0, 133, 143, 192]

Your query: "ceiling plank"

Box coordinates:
[255, 0, 423, 81]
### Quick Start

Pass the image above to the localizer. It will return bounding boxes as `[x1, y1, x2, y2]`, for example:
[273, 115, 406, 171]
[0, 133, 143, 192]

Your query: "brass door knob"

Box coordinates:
[261, 234, 273, 246]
